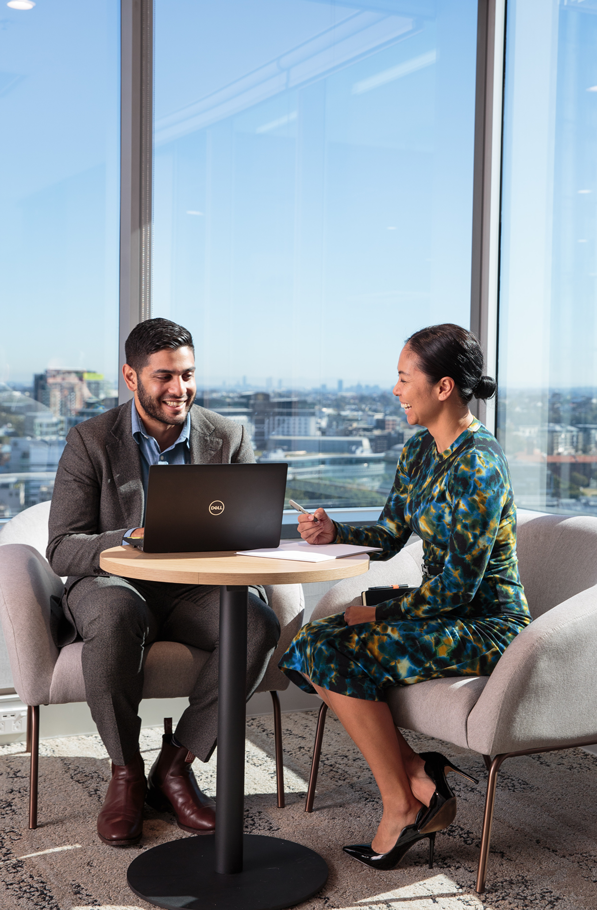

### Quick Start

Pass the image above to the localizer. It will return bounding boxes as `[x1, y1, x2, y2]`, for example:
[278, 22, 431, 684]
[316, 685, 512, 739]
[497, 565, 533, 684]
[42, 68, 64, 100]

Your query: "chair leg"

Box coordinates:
[305, 702, 328, 813]
[476, 753, 507, 894]
[269, 691, 285, 808]
[25, 706, 33, 754]
[28, 706, 40, 830]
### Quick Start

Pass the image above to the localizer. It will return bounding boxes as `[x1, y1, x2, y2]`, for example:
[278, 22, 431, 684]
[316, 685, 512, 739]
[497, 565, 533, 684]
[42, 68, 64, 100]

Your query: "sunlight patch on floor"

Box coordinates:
[244, 738, 308, 794]
[71, 906, 147, 910]
[19, 844, 82, 859]
[336, 873, 485, 909]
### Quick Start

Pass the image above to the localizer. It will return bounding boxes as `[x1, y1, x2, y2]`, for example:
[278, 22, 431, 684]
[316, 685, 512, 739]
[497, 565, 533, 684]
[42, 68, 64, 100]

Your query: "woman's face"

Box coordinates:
[393, 345, 441, 428]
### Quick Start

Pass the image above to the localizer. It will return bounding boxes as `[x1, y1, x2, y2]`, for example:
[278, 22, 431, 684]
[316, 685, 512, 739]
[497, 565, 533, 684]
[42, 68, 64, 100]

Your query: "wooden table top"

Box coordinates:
[100, 546, 370, 586]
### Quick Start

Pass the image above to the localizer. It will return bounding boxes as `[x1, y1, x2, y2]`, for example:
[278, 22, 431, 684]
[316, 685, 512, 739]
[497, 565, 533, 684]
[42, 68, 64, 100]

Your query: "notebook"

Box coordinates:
[124, 463, 288, 554]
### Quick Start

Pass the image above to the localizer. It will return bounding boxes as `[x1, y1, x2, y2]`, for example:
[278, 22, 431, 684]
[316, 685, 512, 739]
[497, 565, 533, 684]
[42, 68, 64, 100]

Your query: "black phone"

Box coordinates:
[361, 584, 417, 606]
[123, 536, 145, 550]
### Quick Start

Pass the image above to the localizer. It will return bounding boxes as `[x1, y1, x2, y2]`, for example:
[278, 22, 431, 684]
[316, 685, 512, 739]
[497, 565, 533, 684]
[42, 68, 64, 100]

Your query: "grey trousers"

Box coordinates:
[66, 575, 280, 766]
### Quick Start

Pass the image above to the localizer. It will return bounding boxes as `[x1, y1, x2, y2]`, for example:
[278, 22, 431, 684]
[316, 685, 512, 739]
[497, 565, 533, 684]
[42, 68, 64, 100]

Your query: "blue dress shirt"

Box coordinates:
[124, 399, 191, 536]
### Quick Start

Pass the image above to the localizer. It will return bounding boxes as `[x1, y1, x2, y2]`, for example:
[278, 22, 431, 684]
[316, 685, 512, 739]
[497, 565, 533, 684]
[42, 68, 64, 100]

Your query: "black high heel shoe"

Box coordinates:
[343, 811, 435, 871]
[416, 751, 478, 835]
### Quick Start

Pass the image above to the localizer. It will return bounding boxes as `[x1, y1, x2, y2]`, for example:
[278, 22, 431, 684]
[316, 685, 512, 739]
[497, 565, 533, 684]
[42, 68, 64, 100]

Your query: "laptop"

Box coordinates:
[124, 463, 288, 554]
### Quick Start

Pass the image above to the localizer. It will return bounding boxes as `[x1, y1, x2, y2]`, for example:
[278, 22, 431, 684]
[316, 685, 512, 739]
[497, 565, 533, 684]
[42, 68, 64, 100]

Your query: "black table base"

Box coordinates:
[127, 584, 328, 910]
[127, 833, 329, 910]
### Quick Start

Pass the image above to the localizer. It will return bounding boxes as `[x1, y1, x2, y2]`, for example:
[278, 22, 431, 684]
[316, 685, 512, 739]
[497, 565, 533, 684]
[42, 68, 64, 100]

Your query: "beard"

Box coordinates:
[136, 376, 195, 426]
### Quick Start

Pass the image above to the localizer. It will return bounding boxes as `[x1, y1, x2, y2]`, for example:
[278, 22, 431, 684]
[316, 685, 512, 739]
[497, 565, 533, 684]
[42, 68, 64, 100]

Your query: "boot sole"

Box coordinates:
[97, 831, 142, 847]
[146, 785, 215, 835]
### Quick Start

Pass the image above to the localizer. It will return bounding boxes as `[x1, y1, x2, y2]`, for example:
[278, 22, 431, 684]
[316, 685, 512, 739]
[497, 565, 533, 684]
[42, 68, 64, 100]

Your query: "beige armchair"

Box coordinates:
[0, 501, 304, 828]
[303, 509, 597, 893]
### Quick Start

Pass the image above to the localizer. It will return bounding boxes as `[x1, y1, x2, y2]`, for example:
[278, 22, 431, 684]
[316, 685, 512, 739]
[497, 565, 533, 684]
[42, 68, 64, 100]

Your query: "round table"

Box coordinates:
[100, 546, 369, 910]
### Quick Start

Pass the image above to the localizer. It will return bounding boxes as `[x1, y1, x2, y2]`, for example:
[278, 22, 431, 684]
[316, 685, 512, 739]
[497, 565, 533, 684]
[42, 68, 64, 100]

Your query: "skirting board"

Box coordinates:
[0, 686, 319, 747]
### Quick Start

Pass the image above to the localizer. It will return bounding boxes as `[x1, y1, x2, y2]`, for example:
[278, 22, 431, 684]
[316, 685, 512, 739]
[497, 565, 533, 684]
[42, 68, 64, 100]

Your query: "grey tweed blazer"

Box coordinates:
[47, 401, 255, 582]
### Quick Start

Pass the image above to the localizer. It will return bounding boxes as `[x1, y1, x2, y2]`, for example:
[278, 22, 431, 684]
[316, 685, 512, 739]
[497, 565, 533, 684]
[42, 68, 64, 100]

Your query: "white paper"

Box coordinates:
[237, 540, 381, 562]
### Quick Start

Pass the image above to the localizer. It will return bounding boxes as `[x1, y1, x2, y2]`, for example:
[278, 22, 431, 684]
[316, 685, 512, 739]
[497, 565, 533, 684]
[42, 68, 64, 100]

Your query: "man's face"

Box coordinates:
[127, 346, 197, 428]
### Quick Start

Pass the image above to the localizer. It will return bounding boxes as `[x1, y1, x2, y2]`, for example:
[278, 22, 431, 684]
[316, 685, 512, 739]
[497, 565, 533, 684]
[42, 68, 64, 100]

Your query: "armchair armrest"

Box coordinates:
[310, 540, 424, 623]
[0, 545, 63, 706]
[467, 584, 597, 755]
[257, 584, 305, 693]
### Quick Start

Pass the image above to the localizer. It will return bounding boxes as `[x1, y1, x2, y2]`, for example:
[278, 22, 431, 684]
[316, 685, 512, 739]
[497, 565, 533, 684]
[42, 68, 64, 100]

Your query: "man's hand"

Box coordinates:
[344, 605, 377, 625]
[297, 508, 336, 544]
[129, 527, 144, 538]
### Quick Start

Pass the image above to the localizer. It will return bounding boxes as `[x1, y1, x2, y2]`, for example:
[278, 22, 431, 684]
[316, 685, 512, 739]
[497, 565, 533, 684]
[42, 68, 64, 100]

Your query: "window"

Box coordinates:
[153, 0, 479, 510]
[0, 0, 120, 518]
[498, 0, 597, 514]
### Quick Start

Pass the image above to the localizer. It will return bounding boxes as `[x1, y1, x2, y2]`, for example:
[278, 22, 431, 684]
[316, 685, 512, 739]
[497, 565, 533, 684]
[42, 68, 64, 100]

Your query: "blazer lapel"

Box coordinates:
[189, 406, 223, 465]
[105, 402, 145, 526]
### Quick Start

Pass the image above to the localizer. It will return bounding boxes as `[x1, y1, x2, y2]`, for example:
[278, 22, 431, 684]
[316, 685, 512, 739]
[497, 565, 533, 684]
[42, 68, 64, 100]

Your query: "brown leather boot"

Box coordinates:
[146, 732, 216, 834]
[97, 751, 146, 846]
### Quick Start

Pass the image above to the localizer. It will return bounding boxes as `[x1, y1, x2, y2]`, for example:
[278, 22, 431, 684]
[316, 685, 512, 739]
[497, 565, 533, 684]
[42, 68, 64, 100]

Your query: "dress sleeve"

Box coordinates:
[334, 442, 414, 560]
[375, 444, 509, 620]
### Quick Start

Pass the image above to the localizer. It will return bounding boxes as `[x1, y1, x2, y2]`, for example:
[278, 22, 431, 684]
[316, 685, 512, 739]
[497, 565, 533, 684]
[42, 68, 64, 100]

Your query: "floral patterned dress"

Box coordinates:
[279, 419, 531, 700]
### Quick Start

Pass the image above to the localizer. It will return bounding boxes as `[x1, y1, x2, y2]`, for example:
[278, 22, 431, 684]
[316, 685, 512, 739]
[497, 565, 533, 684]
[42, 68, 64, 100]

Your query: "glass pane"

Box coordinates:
[0, 0, 120, 519]
[498, 0, 597, 514]
[154, 0, 478, 510]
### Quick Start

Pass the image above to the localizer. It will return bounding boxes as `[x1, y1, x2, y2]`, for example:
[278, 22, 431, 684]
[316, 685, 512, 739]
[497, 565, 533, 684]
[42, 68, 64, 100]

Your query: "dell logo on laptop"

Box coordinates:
[209, 500, 225, 516]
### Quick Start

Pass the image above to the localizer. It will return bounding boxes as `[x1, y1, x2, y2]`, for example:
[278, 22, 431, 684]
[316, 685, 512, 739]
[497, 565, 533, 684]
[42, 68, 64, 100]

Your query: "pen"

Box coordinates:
[289, 499, 319, 523]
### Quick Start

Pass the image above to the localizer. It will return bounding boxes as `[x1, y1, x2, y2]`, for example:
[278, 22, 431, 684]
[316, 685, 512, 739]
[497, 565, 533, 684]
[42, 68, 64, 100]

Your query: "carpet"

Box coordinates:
[0, 710, 595, 910]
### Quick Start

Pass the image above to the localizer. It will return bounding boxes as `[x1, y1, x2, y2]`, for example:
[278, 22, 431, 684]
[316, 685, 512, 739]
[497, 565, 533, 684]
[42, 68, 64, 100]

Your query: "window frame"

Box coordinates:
[115, 1, 506, 523]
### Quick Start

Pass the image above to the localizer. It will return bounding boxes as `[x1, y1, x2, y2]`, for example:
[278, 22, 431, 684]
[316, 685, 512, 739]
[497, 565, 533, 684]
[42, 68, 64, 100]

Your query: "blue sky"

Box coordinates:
[1, 0, 479, 390]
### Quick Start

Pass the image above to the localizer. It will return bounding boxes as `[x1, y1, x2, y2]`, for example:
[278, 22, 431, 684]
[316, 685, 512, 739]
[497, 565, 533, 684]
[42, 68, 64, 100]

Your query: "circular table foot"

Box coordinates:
[127, 833, 329, 910]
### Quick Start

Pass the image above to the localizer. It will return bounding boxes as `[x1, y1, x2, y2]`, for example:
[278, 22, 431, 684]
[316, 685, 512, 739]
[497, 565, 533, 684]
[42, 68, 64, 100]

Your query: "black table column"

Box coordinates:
[128, 583, 328, 910]
[215, 585, 248, 874]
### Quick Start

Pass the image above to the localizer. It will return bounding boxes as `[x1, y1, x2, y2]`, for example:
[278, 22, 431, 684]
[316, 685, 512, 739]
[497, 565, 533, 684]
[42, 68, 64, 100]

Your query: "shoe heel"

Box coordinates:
[446, 760, 478, 785]
[428, 832, 435, 869]
[418, 795, 457, 834]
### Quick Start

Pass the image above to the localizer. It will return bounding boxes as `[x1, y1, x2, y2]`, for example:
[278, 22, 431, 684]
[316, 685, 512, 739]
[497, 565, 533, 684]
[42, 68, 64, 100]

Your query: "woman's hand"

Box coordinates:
[344, 605, 377, 625]
[297, 508, 336, 544]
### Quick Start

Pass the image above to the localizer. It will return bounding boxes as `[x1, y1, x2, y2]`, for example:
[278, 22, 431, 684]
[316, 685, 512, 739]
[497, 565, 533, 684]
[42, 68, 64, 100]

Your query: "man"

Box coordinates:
[47, 318, 280, 846]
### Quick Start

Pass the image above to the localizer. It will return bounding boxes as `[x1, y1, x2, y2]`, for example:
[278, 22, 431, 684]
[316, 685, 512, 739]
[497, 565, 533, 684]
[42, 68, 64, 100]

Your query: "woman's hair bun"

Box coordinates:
[405, 324, 497, 404]
[473, 376, 497, 401]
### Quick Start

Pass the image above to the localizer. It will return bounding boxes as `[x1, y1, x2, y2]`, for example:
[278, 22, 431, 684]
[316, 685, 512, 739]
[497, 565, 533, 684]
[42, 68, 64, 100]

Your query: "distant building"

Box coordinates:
[67, 398, 107, 429]
[7, 437, 67, 473]
[245, 394, 316, 448]
[207, 406, 254, 438]
[24, 412, 65, 438]
[0, 480, 25, 518]
[4, 437, 66, 508]
[266, 435, 371, 454]
[34, 369, 112, 420]
[547, 423, 579, 456]
[575, 424, 597, 455]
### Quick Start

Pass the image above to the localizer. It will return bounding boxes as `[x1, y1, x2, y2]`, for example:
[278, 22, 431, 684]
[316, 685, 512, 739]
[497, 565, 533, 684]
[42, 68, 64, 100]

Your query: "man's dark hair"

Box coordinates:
[125, 318, 194, 372]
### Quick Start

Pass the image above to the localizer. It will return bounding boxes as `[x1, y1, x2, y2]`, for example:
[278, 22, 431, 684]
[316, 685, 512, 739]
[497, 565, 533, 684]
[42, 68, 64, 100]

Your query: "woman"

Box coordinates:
[279, 324, 531, 870]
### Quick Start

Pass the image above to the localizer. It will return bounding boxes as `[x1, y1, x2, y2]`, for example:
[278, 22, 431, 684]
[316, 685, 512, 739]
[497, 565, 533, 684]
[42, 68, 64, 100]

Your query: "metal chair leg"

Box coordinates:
[476, 753, 507, 893]
[270, 691, 285, 808]
[25, 706, 33, 754]
[28, 706, 40, 830]
[305, 702, 328, 813]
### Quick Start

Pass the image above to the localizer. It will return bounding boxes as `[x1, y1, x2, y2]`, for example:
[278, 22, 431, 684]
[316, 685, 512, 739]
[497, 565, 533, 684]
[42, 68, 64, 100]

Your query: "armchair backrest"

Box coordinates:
[516, 509, 597, 618]
[0, 501, 52, 559]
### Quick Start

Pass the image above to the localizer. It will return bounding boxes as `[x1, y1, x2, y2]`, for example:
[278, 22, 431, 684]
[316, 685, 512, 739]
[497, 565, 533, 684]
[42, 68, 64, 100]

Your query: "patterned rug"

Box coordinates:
[0, 709, 595, 910]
